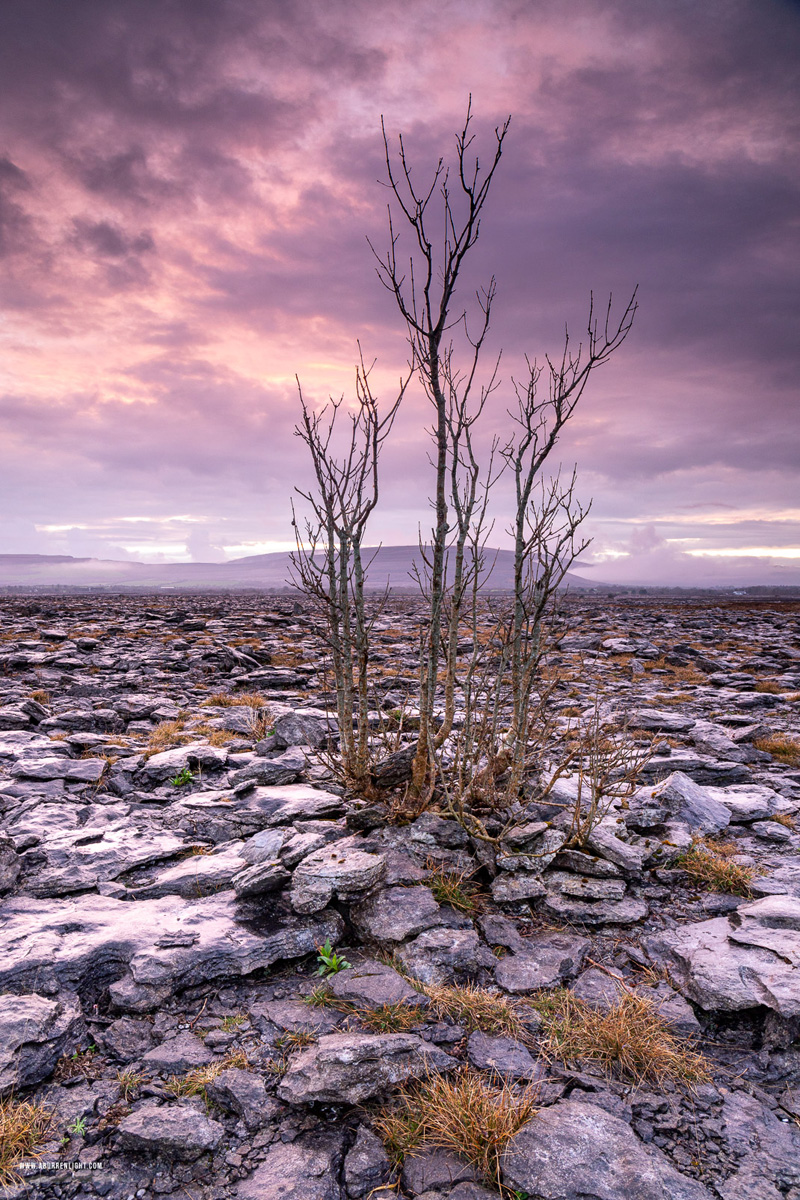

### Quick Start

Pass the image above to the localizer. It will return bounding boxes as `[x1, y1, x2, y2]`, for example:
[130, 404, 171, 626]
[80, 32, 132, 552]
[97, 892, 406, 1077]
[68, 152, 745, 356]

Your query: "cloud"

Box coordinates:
[0, 0, 797, 582]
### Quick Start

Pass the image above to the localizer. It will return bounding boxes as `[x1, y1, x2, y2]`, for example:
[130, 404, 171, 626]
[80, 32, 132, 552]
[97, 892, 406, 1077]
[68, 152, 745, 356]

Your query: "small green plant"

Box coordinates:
[315, 939, 352, 976]
[171, 766, 195, 786]
[68, 1117, 87, 1137]
[220, 1014, 247, 1031]
[426, 859, 486, 915]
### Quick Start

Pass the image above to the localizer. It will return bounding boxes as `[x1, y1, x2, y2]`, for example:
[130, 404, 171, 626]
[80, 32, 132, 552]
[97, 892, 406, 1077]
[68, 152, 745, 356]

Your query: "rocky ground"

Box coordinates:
[1, 592, 799, 1200]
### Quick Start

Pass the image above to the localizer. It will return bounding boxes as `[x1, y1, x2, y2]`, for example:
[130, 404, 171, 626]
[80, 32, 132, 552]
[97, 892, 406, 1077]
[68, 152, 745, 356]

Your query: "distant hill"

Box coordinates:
[0, 547, 602, 591]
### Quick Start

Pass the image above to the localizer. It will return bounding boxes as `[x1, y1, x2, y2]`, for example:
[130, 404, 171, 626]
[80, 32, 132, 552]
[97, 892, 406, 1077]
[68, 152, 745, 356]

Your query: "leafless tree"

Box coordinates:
[373, 101, 637, 810]
[290, 351, 405, 792]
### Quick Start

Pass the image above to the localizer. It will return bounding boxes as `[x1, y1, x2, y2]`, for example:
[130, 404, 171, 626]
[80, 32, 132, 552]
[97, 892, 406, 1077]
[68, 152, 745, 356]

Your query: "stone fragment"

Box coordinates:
[236, 1132, 346, 1200]
[350, 885, 443, 942]
[491, 872, 547, 903]
[118, 1103, 224, 1161]
[291, 837, 386, 914]
[344, 1125, 392, 1198]
[277, 1032, 455, 1104]
[552, 849, 623, 878]
[205, 1067, 275, 1127]
[328, 960, 425, 1009]
[584, 821, 646, 873]
[542, 892, 649, 926]
[466, 1031, 538, 1080]
[274, 708, 336, 748]
[0, 992, 85, 1092]
[402, 1148, 477, 1193]
[232, 858, 291, 897]
[649, 772, 732, 835]
[100, 1016, 156, 1060]
[494, 931, 590, 993]
[0, 892, 343, 1012]
[547, 870, 627, 901]
[0, 836, 21, 893]
[395, 927, 495, 985]
[142, 1031, 214, 1073]
[502, 1099, 713, 1200]
[631, 709, 696, 734]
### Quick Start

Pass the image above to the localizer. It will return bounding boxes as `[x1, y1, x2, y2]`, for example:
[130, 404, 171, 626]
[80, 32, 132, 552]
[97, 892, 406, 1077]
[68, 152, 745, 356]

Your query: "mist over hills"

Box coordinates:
[0, 546, 601, 591]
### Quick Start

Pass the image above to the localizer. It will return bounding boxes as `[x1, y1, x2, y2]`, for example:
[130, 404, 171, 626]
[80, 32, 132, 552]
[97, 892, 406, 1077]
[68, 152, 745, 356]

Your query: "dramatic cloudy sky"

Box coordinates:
[1, 0, 798, 585]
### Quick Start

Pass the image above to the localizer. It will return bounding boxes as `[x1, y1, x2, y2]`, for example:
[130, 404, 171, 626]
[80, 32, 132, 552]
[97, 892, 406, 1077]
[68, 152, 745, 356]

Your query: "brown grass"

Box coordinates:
[374, 1069, 538, 1191]
[202, 691, 269, 708]
[0, 1097, 54, 1185]
[164, 1049, 249, 1099]
[538, 990, 710, 1088]
[116, 1067, 146, 1101]
[754, 733, 800, 768]
[191, 724, 249, 747]
[754, 680, 784, 694]
[422, 982, 536, 1041]
[425, 860, 486, 915]
[28, 689, 51, 705]
[676, 838, 757, 896]
[772, 812, 797, 831]
[53, 1045, 101, 1082]
[145, 718, 189, 756]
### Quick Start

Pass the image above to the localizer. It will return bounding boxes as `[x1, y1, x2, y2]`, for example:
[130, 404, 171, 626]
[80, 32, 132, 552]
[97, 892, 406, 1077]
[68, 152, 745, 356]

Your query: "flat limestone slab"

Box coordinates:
[0, 891, 343, 1011]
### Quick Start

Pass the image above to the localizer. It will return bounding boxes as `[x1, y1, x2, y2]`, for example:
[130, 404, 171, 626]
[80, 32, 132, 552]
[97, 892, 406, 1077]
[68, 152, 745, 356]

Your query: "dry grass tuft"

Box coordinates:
[191, 724, 250, 747]
[754, 680, 784, 694]
[425, 860, 486, 915]
[754, 733, 800, 768]
[676, 838, 757, 896]
[422, 982, 536, 1041]
[116, 1067, 146, 1102]
[28, 689, 51, 705]
[53, 1045, 101, 1082]
[164, 1049, 248, 1099]
[538, 990, 710, 1088]
[145, 719, 188, 756]
[308, 987, 424, 1033]
[374, 1068, 538, 1191]
[203, 691, 269, 708]
[0, 1097, 54, 1185]
[772, 812, 797, 831]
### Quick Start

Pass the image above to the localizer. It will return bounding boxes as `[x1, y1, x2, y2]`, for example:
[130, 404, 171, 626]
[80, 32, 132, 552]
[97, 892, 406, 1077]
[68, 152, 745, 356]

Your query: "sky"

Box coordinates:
[0, 0, 798, 587]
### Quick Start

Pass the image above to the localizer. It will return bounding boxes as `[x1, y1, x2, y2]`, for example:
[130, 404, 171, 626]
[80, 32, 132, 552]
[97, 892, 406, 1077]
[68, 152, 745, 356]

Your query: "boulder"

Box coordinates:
[502, 1099, 713, 1199]
[206, 1067, 276, 1128]
[277, 1032, 455, 1104]
[118, 1103, 224, 1161]
[274, 708, 336, 749]
[290, 837, 386, 914]
[394, 927, 496, 985]
[494, 931, 590, 993]
[350, 885, 443, 943]
[466, 1031, 538, 1080]
[344, 1125, 392, 1198]
[0, 992, 85, 1092]
[327, 960, 425, 1009]
[649, 772, 731, 835]
[237, 1131, 346, 1200]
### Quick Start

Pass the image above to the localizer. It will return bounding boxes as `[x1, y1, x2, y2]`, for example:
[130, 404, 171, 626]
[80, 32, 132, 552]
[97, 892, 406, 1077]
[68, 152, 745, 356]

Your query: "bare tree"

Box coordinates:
[372, 99, 510, 804]
[290, 352, 405, 792]
[373, 102, 637, 811]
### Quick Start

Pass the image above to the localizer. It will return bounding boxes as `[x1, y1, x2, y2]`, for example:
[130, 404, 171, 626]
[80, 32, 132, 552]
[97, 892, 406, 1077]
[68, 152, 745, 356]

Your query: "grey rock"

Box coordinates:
[641, 754, 750, 787]
[344, 1125, 392, 1198]
[552, 849, 623, 878]
[720, 1089, 800, 1188]
[542, 892, 649, 926]
[139, 741, 228, 783]
[100, 1016, 156, 1060]
[402, 1148, 477, 1193]
[649, 772, 731, 835]
[547, 870, 627, 900]
[570, 967, 628, 1010]
[646, 896, 800, 1017]
[23, 821, 188, 897]
[118, 1102, 224, 1161]
[395, 927, 495, 985]
[277, 1032, 455, 1104]
[228, 747, 305, 787]
[491, 872, 547, 903]
[705, 784, 781, 823]
[466, 1031, 538, 1080]
[0, 992, 85, 1092]
[236, 1131, 346, 1200]
[0, 836, 21, 893]
[232, 858, 291, 897]
[291, 836, 386, 914]
[584, 821, 646, 873]
[142, 1031, 214, 1072]
[328, 960, 425, 1009]
[131, 846, 247, 899]
[11, 755, 106, 783]
[496, 827, 567, 875]
[494, 931, 590, 993]
[478, 913, 527, 953]
[0, 891, 343, 1011]
[351, 885, 443, 943]
[274, 708, 336, 748]
[205, 1067, 276, 1128]
[632, 708, 696, 733]
[502, 1099, 713, 1199]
